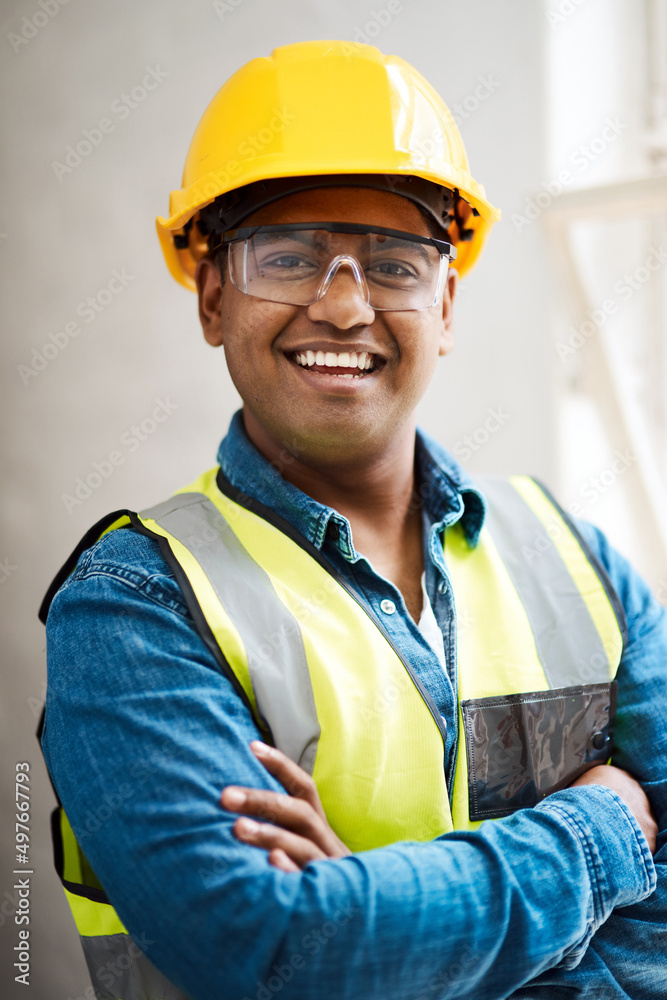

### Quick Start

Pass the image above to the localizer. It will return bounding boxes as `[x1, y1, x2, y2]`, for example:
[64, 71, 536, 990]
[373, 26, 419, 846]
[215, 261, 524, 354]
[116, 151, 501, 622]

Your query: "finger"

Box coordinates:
[221, 786, 316, 837]
[250, 741, 326, 817]
[221, 785, 351, 859]
[232, 816, 327, 867]
[268, 847, 301, 873]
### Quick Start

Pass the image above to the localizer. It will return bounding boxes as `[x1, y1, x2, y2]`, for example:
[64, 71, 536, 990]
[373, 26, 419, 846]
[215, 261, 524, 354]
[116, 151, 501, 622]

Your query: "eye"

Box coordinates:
[369, 259, 416, 277]
[269, 254, 313, 269]
[256, 252, 320, 278]
[366, 258, 420, 284]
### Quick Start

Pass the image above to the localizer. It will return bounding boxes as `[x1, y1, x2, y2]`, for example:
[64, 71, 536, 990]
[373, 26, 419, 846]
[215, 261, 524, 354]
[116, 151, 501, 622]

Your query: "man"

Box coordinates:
[40, 41, 666, 1000]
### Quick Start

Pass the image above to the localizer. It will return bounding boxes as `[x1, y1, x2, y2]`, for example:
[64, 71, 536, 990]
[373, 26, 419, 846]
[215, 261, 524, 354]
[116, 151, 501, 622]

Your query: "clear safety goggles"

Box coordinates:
[217, 223, 457, 312]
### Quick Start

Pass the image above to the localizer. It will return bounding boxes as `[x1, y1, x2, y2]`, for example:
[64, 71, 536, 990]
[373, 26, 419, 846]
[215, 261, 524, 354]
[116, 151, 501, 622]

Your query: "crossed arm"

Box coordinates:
[43, 523, 667, 999]
[221, 743, 657, 870]
[220, 523, 667, 998]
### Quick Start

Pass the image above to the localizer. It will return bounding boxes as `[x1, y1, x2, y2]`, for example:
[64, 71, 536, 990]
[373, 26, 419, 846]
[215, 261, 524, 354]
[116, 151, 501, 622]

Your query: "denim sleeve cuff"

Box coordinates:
[537, 785, 656, 969]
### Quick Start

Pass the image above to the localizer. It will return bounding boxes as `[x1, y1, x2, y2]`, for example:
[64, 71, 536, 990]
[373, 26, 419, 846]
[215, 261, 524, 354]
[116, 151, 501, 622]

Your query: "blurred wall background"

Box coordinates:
[547, 0, 667, 587]
[1, 1, 665, 997]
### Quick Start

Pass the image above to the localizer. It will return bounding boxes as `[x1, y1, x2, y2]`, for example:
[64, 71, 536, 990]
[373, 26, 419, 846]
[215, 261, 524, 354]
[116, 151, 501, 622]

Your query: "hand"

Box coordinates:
[220, 741, 351, 872]
[571, 764, 657, 854]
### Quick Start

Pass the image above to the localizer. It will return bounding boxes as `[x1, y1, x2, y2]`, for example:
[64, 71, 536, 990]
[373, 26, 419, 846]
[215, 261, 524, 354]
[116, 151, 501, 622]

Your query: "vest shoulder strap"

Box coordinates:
[476, 474, 627, 682]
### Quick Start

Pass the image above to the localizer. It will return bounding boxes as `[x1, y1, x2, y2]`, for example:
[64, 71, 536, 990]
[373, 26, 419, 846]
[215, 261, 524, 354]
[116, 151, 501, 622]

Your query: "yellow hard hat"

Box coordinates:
[156, 40, 500, 290]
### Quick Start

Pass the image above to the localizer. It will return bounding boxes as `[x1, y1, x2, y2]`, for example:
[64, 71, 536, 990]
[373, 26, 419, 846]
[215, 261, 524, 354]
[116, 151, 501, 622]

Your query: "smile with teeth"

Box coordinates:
[291, 350, 378, 378]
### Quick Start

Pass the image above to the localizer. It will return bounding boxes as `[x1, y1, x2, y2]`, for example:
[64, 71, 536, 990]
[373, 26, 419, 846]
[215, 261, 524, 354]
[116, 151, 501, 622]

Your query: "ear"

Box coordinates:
[195, 256, 224, 347]
[438, 268, 457, 357]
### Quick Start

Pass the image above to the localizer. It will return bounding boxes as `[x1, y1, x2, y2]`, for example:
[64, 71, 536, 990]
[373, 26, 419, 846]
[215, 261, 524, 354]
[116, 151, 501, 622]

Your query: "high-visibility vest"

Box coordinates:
[39, 468, 625, 1000]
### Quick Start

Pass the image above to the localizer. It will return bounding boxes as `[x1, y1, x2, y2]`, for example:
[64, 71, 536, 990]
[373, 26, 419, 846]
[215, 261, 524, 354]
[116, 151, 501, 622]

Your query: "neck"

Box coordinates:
[242, 409, 419, 525]
[242, 409, 426, 621]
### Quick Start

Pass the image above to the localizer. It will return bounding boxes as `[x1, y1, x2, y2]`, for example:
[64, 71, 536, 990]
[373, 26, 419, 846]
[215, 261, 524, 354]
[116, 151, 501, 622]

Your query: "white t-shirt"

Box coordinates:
[416, 572, 447, 673]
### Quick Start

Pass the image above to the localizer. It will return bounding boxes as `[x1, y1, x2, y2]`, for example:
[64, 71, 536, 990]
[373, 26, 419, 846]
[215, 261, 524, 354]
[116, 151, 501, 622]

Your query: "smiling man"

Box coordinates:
[40, 40, 667, 1000]
[195, 185, 457, 624]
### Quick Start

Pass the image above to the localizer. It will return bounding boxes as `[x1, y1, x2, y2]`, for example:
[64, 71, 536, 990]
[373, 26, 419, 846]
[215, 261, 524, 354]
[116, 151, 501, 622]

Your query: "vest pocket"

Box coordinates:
[462, 681, 617, 821]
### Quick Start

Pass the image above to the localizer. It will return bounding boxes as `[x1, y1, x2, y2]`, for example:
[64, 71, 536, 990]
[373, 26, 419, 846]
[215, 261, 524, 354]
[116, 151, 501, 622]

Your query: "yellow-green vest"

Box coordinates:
[39, 468, 625, 1000]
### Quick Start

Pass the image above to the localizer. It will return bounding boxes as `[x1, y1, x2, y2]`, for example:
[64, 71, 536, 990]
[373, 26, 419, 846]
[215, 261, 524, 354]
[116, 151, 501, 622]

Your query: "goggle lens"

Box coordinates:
[221, 223, 455, 312]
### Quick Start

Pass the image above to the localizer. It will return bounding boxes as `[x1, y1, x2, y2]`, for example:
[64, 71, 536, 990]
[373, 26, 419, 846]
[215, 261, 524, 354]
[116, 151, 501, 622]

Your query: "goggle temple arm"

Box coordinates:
[431, 255, 452, 308]
[227, 241, 250, 293]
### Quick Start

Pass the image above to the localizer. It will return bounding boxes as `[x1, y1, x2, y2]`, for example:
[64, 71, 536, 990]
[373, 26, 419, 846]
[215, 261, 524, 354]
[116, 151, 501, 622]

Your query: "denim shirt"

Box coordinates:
[42, 410, 667, 1000]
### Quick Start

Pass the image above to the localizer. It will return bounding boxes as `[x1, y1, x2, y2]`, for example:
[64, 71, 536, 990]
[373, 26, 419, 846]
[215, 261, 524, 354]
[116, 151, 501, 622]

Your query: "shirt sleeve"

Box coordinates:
[42, 525, 655, 1000]
[510, 519, 667, 999]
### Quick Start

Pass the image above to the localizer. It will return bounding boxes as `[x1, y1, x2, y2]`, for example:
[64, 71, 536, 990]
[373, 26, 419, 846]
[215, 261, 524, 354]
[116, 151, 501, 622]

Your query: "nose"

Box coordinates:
[307, 256, 376, 328]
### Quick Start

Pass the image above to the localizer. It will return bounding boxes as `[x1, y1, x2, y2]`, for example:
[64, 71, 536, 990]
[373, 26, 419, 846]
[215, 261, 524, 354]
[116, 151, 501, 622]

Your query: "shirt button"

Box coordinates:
[437, 580, 447, 595]
[440, 715, 448, 734]
[380, 599, 396, 615]
[326, 521, 340, 542]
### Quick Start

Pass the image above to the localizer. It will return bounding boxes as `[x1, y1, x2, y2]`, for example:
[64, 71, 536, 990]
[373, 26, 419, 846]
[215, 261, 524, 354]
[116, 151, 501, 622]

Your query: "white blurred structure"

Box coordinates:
[545, 0, 667, 593]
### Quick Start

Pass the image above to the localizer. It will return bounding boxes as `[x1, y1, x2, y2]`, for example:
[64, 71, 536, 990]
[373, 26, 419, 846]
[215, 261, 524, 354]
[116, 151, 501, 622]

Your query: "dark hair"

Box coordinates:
[211, 243, 228, 285]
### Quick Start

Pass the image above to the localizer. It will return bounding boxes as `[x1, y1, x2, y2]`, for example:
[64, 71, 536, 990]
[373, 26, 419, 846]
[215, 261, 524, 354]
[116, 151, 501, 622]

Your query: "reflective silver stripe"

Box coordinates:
[140, 493, 321, 773]
[80, 932, 190, 1000]
[477, 477, 609, 688]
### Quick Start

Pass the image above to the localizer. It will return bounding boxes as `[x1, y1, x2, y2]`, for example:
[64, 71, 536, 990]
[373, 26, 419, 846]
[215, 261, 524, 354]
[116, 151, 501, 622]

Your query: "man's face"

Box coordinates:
[196, 186, 457, 467]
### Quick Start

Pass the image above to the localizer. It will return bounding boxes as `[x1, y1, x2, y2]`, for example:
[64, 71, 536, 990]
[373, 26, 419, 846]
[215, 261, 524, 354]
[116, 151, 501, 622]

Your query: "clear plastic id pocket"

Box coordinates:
[462, 682, 617, 821]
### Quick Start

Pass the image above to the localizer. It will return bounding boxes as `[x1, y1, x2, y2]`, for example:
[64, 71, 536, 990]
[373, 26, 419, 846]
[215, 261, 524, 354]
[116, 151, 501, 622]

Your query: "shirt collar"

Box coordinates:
[217, 409, 486, 555]
[413, 426, 486, 545]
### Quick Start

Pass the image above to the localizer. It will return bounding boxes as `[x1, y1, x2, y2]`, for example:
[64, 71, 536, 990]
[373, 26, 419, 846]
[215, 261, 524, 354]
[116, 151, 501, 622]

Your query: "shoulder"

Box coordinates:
[49, 522, 191, 621]
[572, 517, 665, 640]
[573, 517, 653, 607]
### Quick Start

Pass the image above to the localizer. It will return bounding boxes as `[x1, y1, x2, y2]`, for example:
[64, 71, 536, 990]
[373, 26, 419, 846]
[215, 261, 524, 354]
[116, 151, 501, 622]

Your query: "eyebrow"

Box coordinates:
[371, 237, 431, 264]
[251, 231, 316, 249]
[251, 230, 434, 263]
